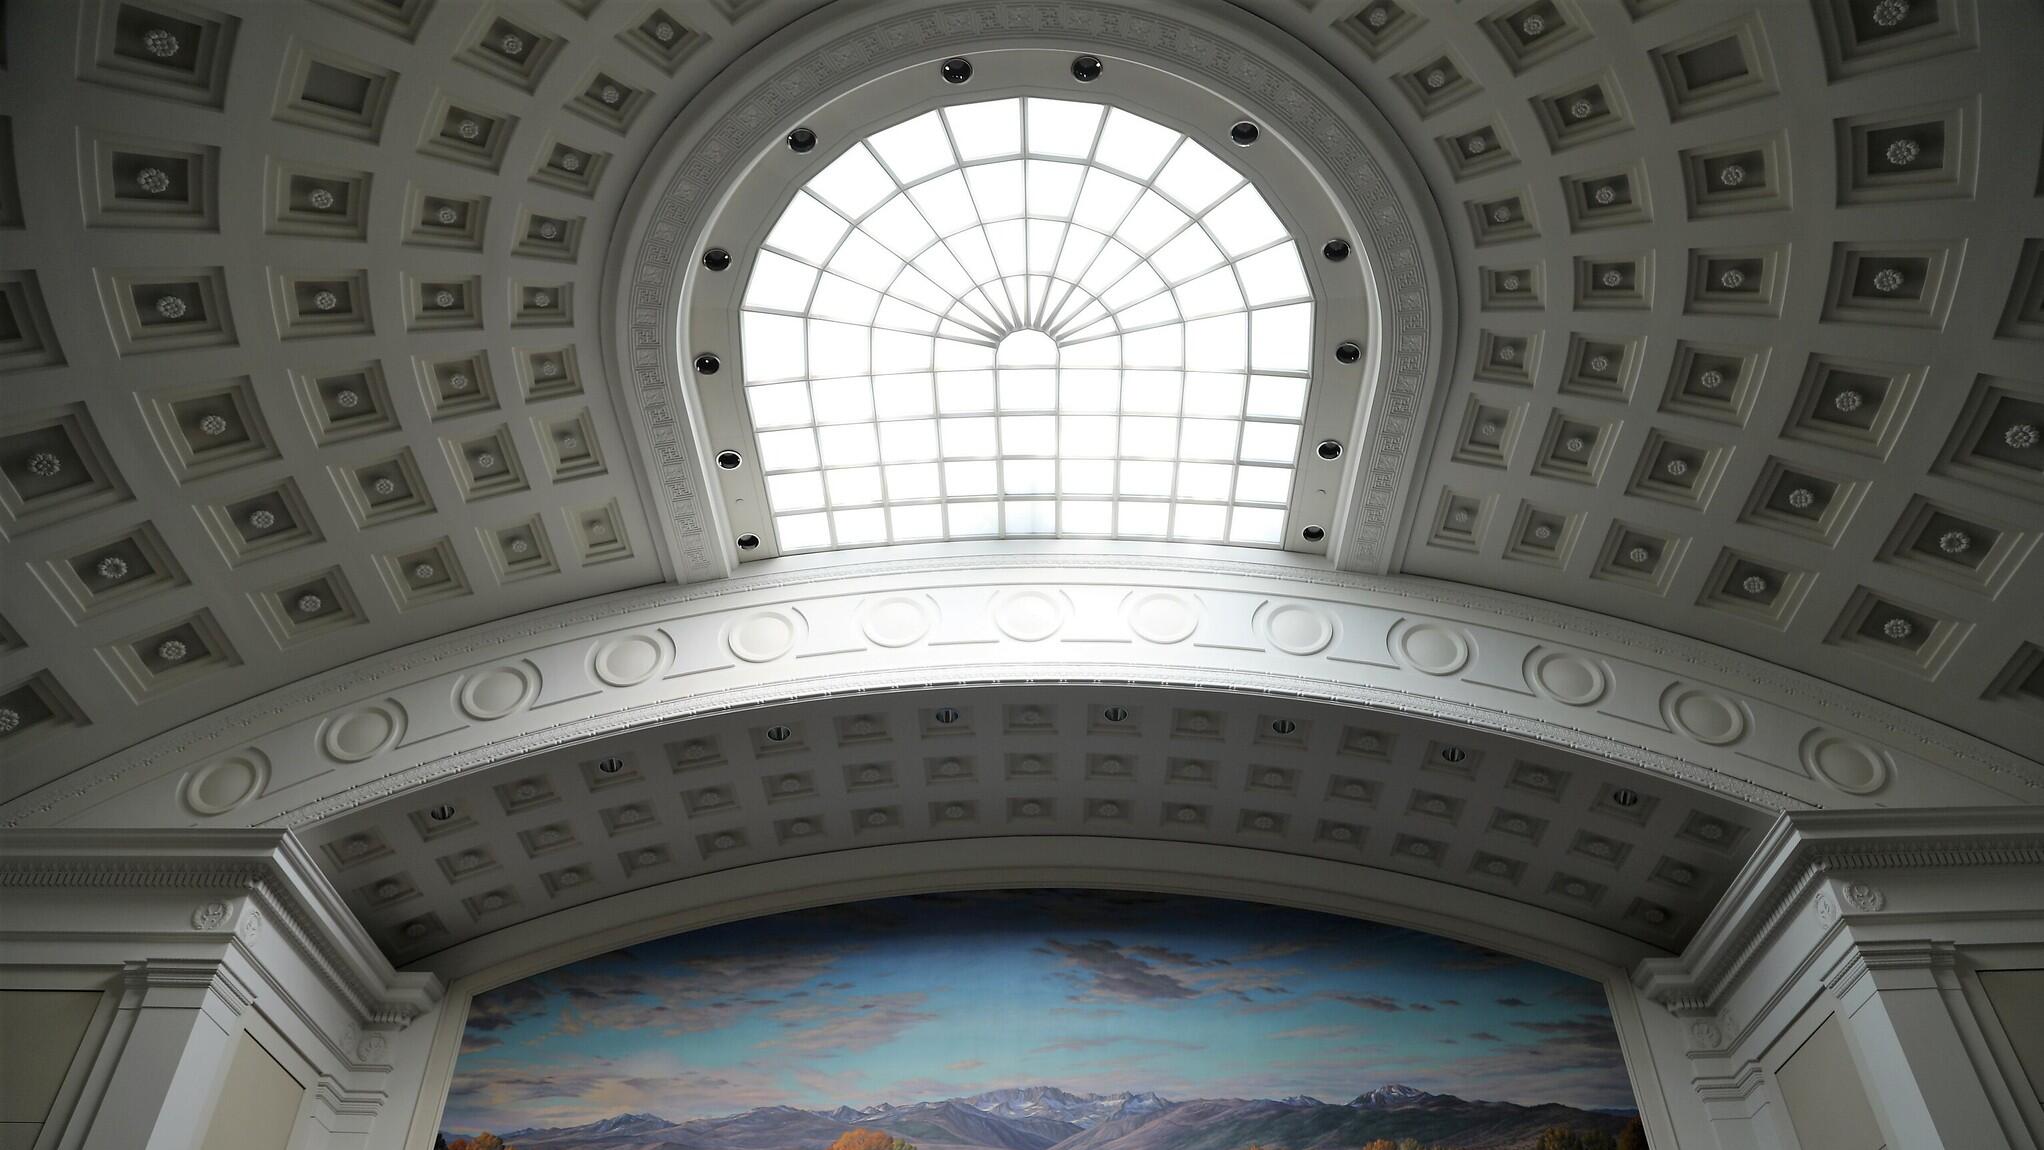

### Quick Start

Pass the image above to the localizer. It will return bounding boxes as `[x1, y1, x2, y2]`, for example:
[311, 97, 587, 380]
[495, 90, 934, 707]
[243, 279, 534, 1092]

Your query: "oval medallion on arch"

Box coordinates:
[992, 588, 1069, 642]
[1801, 729, 1891, 796]
[860, 594, 936, 648]
[727, 609, 802, 663]
[1393, 621, 1471, 676]
[1526, 648, 1608, 707]
[180, 750, 270, 817]
[1659, 685, 1749, 747]
[592, 633, 669, 687]
[1260, 601, 1336, 655]
[459, 663, 540, 721]
[321, 703, 405, 763]
[1126, 591, 1202, 645]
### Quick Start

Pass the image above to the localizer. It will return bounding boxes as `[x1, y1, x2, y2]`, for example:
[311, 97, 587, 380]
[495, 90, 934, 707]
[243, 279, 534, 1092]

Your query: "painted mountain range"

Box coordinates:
[447, 1084, 1637, 1150]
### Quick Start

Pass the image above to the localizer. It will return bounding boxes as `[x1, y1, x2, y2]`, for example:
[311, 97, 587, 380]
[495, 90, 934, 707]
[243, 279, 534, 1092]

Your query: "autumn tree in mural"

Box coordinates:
[831, 1130, 917, 1150]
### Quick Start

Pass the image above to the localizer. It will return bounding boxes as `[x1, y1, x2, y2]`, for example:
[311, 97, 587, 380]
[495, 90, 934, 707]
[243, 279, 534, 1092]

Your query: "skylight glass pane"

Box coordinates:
[1246, 375, 1308, 419]
[835, 507, 888, 544]
[767, 471, 825, 510]
[1203, 184, 1287, 256]
[1236, 243, 1309, 306]
[1174, 502, 1227, 541]
[1153, 144, 1242, 214]
[778, 512, 832, 550]
[892, 504, 945, 540]
[745, 251, 819, 311]
[1250, 303, 1312, 372]
[862, 197, 938, 257]
[808, 145, 897, 217]
[944, 99, 1022, 162]
[737, 99, 1322, 554]
[1024, 99, 1104, 159]
[1095, 110, 1181, 180]
[764, 192, 848, 264]
[909, 173, 980, 236]
[868, 112, 954, 182]
[742, 312, 806, 382]
[1236, 465, 1293, 504]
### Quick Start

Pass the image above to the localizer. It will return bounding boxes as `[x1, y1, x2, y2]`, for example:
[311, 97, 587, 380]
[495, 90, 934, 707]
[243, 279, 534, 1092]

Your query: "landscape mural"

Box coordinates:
[441, 891, 1647, 1150]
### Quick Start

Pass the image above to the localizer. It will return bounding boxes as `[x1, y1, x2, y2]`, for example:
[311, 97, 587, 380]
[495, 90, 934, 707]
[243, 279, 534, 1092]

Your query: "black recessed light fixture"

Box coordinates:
[1229, 120, 1260, 146]
[716, 449, 743, 470]
[940, 56, 972, 83]
[1612, 787, 1641, 807]
[1439, 745, 1468, 763]
[1316, 438, 1344, 461]
[1270, 718, 1297, 735]
[1071, 54, 1103, 82]
[430, 803, 456, 821]
[694, 352, 720, 374]
[935, 706, 961, 724]
[1335, 340, 1362, 364]
[1103, 705, 1129, 722]
[1322, 238, 1351, 261]
[597, 756, 625, 774]
[786, 126, 817, 153]
[702, 247, 731, 271]
[766, 724, 793, 742]
[736, 532, 760, 550]
[1302, 524, 1326, 543]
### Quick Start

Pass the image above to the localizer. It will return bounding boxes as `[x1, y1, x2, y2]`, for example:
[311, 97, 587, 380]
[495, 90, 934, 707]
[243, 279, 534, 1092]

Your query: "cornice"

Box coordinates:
[1634, 809, 2044, 1010]
[0, 830, 442, 1025]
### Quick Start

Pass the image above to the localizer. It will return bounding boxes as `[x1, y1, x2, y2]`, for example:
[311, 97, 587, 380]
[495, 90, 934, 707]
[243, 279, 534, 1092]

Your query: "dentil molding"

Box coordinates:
[4, 556, 2038, 833]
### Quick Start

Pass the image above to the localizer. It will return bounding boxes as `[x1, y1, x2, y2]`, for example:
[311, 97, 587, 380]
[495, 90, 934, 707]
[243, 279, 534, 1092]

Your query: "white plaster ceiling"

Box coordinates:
[0, 0, 2039, 805]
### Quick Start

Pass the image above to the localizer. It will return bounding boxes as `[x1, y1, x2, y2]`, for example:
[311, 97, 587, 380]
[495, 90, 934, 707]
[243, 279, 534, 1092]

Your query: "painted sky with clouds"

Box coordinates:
[446, 891, 1633, 1133]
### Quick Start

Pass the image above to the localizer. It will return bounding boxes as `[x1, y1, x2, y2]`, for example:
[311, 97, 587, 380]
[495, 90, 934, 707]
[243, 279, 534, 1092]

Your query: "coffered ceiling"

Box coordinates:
[307, 684, 1771, 959]
[0, 0, 2038, 815]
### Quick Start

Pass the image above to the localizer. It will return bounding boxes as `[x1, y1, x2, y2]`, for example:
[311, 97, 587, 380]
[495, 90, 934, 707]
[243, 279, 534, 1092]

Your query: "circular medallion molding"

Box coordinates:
[1126, 591, 1202, 644]
[321, 704, 405, 764]
[591, 634, 669, 687]
[726, 609, 802, 663]
[860, 594, 937, 648]
[1800, 729, 1891, 796]
[458, 664, 540, 722]
[606, 0, 1451, 579]
[180, 751, 271, 817]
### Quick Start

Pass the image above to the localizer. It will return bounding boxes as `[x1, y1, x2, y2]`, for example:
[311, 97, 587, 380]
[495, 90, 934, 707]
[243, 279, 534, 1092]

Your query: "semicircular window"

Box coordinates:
[740, 97, 1315, 552]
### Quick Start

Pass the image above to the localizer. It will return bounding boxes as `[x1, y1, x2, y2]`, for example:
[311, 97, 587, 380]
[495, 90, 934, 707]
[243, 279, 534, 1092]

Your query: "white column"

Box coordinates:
[1825, 939, 2014, 1150]
[78, 959, 253, 1150]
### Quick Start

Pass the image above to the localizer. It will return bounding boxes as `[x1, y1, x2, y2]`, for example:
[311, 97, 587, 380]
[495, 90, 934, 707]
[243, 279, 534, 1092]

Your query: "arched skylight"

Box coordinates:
[739, 97, 1314, 552]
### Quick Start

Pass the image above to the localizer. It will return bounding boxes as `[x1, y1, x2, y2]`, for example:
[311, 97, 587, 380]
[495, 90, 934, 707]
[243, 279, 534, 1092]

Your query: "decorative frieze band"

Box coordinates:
[5, 560, 2036, 839]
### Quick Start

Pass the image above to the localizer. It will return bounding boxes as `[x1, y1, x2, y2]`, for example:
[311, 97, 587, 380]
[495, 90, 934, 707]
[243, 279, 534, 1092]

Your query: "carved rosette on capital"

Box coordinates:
[1813, 889, 1839, 928]
[191, 898, 233, 930]
[1681, 1008, 1736, 1054]
[1816, 878, 1885, 927]
[1841, 880, 1885, 913]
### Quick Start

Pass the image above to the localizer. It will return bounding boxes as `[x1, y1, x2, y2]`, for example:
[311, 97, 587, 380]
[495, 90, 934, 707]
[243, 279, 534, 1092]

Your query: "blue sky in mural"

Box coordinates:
[447, 891, 1631, 1134]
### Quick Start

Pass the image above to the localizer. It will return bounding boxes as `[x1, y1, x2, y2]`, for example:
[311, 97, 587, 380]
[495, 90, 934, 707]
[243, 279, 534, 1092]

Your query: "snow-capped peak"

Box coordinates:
[1350, 1084, 1435, 1109]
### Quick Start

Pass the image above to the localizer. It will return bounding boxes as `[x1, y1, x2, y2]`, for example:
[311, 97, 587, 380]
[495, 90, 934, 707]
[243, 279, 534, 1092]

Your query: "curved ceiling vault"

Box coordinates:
[0, 0, 2039, 960]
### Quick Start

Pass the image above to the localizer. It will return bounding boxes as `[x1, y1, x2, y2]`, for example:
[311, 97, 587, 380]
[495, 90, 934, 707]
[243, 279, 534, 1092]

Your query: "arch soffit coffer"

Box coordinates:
[7, 555, 2038, 833]
[603, 0, 1454, 581]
